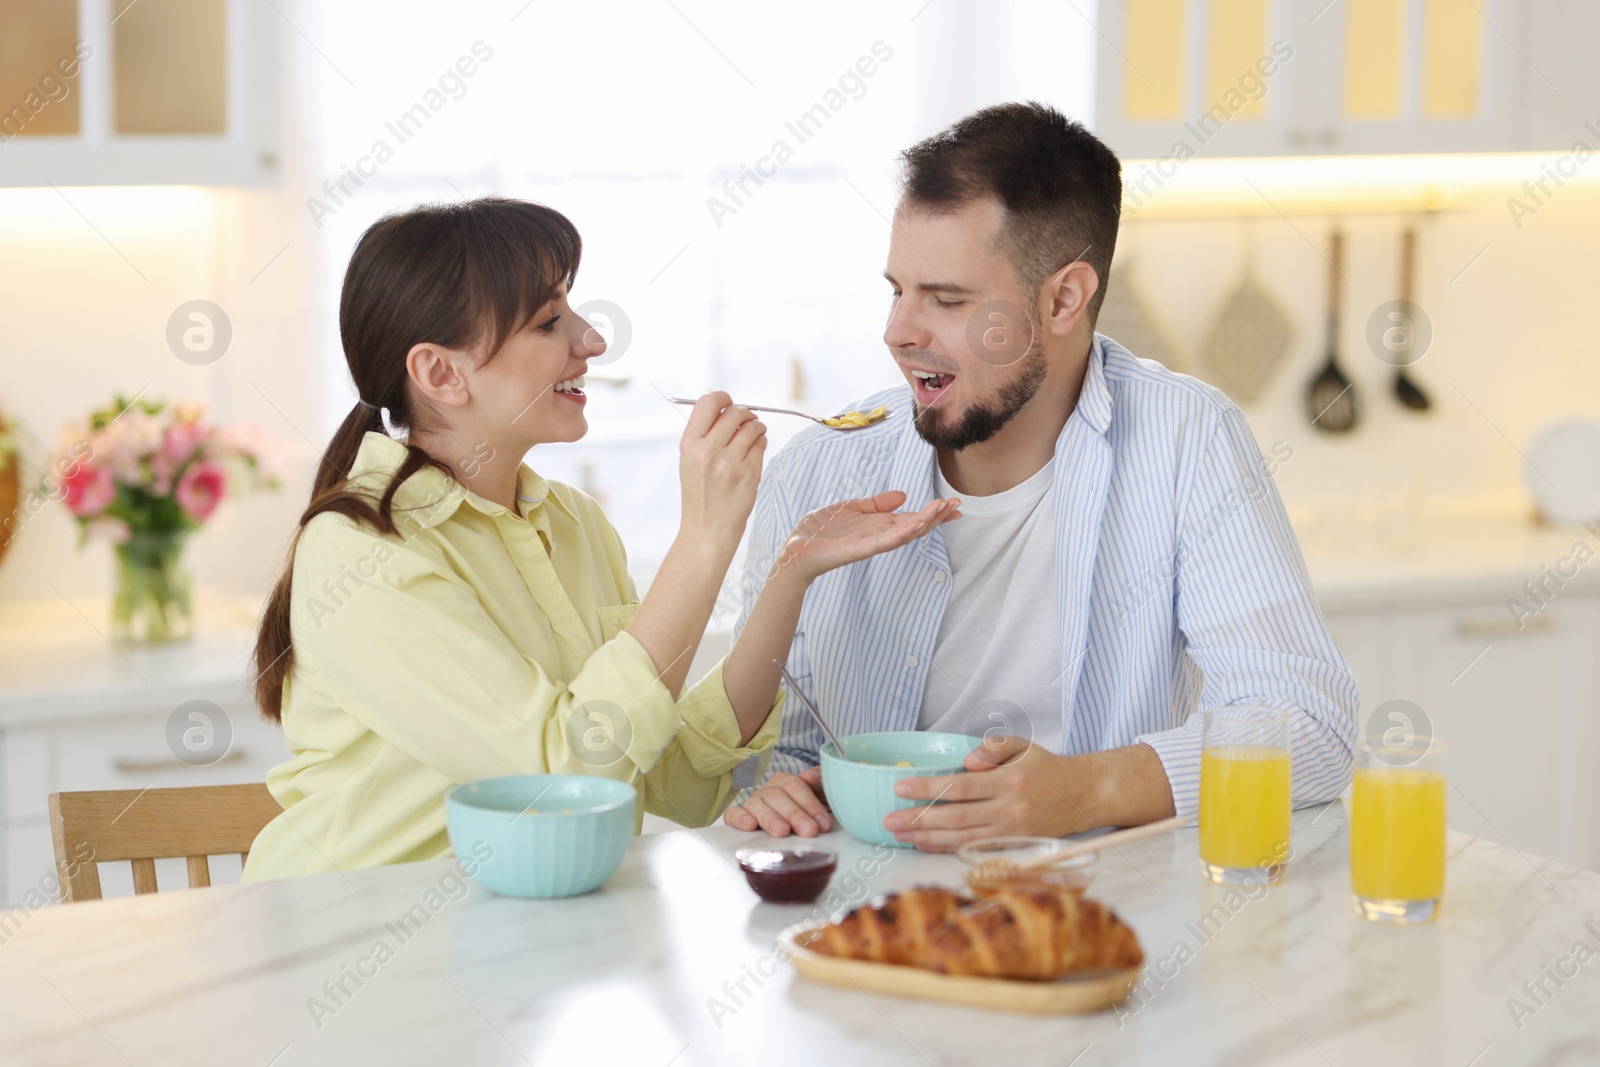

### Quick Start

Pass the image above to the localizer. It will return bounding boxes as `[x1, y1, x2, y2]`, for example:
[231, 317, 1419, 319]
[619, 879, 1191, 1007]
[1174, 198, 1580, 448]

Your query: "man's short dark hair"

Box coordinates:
[898, 101, 1122, 324]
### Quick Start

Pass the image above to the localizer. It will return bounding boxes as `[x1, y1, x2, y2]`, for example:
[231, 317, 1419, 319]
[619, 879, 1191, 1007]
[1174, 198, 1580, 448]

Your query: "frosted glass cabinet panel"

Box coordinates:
[112, 0, 227, 135]
[0, 0, 82, 139]
[0, 0, 276, 186]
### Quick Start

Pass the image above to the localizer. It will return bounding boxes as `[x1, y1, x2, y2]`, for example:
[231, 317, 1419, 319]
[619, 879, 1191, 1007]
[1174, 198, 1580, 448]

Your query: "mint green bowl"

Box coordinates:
[445, 775, 635, 898]
[820, 732, 975, 848]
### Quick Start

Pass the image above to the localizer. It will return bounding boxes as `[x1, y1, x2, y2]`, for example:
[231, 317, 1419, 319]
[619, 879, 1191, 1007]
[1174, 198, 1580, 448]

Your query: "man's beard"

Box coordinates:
[912, 340, 1048, 451]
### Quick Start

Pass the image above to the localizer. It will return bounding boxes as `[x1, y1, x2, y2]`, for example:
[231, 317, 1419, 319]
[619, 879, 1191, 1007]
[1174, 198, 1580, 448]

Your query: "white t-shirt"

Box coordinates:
[917, 457, 1062, 754]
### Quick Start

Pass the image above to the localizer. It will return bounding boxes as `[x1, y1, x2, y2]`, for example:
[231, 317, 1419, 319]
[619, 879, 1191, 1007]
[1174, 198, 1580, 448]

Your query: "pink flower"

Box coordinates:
[175, 461, 226, 523]
[161, 421, 208, 468]
[149, 456, 176, 498]
[62, 463, 115, 517]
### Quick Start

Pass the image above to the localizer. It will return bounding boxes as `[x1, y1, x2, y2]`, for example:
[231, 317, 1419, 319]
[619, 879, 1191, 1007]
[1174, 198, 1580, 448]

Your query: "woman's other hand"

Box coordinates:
[780, 491, 961, 584]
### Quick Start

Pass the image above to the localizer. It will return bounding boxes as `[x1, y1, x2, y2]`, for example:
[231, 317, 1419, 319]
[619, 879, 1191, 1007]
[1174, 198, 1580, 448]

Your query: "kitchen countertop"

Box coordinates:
[0, 594, 260, 727]
[1299, 511, 1600, 611]
[1, 510, 1594, 728]
[0, 804, 1595, 1066]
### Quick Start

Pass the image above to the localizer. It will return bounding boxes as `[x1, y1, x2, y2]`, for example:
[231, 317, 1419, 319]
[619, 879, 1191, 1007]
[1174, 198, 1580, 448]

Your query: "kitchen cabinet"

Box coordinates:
[1, 706, 285, 903]
[0, 596, 288, 906]
[1315, 533, 1600, 871]
[1094, 0, 1600, 158]
[1402, 602, 1599, 870]
[0, 0, 279, 187]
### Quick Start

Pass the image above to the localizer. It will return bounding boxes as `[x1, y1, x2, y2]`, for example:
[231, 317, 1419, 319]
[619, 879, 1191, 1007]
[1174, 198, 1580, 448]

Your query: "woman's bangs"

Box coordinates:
[457, 199, 583, 356]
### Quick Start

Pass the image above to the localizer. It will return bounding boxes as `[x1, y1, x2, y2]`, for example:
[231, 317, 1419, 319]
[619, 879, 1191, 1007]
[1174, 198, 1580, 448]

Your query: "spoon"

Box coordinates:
[1305, 229, 1359, 433]
[669, 397, 891, 431]
[772, 659, 846, 759]
[1393, 226, 1432, 412]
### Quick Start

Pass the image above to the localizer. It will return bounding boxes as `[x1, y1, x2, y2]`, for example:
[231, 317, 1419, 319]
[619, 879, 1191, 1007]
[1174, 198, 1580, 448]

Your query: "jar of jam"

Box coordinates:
[735, 847, 838, 904]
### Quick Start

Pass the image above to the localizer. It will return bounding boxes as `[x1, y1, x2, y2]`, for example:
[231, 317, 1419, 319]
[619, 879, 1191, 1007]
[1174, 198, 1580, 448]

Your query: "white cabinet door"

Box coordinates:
[1393, 599, 1599, 869]
[1321, 608, 1392, 742]
[1321, 591, 1600, 871]
[49, 705, 286, 795]
[3, 823, 56, 913]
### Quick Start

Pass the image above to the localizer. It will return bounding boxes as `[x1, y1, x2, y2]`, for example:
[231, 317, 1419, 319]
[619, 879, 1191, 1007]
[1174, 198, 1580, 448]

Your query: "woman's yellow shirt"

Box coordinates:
[242, 432, 781, 881]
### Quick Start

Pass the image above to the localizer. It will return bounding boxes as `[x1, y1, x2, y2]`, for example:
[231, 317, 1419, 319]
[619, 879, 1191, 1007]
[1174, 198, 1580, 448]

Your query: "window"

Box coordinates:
[295, 0, 1090, 586]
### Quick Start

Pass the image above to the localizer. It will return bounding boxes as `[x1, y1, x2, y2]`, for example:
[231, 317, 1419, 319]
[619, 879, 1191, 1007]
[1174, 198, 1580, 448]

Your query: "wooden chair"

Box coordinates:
[47, 784, 283, 904]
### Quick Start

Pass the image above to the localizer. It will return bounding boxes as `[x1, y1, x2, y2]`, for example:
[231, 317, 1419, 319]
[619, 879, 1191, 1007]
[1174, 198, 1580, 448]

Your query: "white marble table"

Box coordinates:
[1, 803, 1597, 1066]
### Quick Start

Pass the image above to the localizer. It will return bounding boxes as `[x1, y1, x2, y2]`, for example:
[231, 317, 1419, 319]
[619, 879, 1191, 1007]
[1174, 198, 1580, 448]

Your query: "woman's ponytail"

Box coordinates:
[313, 400, 384, 498]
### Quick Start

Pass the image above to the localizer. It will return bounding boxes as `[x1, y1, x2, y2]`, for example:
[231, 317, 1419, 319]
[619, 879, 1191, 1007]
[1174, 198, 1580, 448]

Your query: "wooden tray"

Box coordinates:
[778, 921, 1142, 1015]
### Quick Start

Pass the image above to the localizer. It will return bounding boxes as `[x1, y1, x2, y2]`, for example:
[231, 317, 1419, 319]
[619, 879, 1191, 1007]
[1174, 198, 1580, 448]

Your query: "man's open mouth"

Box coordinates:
[910, 370, 955, 406]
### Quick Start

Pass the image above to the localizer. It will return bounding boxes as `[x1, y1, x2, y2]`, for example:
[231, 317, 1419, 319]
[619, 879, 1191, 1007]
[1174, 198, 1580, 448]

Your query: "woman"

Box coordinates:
[242, 198, 957, 880]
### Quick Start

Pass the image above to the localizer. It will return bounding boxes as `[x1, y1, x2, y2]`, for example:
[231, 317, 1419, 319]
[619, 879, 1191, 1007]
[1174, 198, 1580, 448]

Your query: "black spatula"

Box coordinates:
[1306, 229, 1358, 433]
[1394, 226, 1432, 411]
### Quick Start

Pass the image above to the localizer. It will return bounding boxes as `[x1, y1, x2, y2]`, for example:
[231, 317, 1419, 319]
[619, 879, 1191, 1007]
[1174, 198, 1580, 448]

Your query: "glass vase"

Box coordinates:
[112, 530, 193, 643]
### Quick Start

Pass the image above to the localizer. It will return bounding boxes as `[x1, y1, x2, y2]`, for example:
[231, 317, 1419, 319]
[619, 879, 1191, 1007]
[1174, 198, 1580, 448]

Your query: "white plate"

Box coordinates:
[1526, 418, 1600, 525]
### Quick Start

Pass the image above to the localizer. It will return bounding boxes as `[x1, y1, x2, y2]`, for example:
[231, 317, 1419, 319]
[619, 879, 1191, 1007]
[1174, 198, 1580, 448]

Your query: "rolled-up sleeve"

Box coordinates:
[1138, 407, 1359, 816]
[641, 658, 783, 826]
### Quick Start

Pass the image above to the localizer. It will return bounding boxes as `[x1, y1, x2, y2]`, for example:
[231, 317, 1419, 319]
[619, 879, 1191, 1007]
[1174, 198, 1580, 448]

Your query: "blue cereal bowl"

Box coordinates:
[820, 731, 975, 848]
[445, 774, 635, 898]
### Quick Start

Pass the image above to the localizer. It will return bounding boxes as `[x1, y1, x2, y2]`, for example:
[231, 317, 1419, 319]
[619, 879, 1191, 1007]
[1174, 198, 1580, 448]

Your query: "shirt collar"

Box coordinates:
[1076, 333, 1115, 437]
[346, 432, 576, 530]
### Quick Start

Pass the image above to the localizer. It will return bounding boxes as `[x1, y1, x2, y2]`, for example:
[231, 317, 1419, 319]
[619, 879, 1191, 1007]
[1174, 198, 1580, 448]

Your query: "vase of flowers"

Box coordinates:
[55, 395, 281, 643]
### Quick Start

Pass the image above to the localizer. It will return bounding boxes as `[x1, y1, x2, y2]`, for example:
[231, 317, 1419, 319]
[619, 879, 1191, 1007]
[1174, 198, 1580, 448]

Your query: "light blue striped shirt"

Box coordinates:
[731, 334, 1358, 818]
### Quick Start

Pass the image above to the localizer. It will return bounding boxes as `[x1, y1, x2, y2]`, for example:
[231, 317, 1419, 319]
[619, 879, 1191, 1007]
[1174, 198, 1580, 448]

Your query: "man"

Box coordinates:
[723, 101, 1357, 849]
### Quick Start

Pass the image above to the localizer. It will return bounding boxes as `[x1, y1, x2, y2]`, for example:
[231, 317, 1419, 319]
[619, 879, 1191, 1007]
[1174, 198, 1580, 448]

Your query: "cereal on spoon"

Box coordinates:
[822, 405, 889, 429]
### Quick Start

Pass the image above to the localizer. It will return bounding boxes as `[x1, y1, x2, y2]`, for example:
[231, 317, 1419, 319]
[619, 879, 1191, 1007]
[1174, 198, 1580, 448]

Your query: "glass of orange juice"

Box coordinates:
[1199, 706, 1291, 885]
[1350, 734, 1446, 923]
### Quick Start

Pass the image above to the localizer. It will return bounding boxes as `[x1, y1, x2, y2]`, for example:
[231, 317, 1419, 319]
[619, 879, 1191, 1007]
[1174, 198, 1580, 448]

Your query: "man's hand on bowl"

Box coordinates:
[882, 735, 1083, 851]
[723, 767, 833, 837]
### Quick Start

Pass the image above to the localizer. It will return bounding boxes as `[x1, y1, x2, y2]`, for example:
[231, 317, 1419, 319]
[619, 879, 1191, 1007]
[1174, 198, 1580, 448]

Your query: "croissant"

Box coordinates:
[810, 885, 1143, 981]
[807, 886, 961, 966]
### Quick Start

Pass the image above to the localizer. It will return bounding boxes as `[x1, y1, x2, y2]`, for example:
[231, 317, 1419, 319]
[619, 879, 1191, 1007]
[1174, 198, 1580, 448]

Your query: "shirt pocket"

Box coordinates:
[596, 602, 642, 644]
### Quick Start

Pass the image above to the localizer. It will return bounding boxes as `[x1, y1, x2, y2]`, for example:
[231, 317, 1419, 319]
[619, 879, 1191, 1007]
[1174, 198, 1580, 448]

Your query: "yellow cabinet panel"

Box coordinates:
[1422, 0, 1482, 118]
[1207, 0, 1269, 119]
[1344, 0, 1406, 118]
[1124, 0, 1186, 120]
